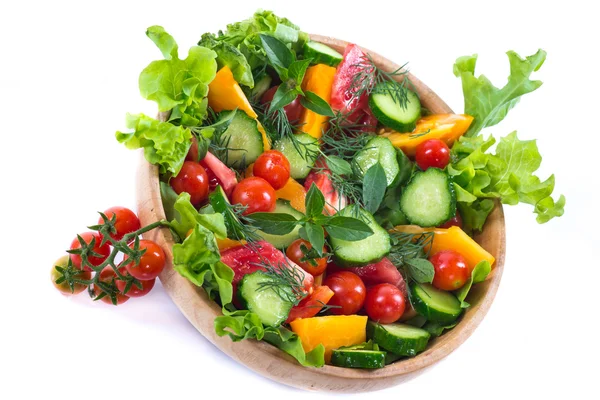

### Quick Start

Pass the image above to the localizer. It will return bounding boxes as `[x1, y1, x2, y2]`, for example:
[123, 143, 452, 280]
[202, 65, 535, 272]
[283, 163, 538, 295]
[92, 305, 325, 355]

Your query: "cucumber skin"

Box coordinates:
[367, 322, 430, 357]
[238, 271, 293, 327]
[274, 133, 319, 179]
[303, 41, 343, 67]
[330, 350, 386, 369]
[409, 282, 462, 324]
[369, 89, 421, 132]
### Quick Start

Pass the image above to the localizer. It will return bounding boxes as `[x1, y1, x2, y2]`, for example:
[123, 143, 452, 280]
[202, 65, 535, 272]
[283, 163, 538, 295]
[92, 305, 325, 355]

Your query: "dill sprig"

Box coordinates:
[388, 231, 435, 267]
[321, 112, 375, 161]
[252, 258, 308, 306]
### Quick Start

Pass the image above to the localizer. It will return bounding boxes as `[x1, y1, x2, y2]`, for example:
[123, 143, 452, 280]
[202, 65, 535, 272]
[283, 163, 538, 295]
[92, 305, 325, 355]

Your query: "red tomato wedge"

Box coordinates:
[200, 151, 238, 196]
[286, 285, 335, 323]
[329, 257, 407, 298]
[304, 158, 347, 215]
[330, 44, 373, 121]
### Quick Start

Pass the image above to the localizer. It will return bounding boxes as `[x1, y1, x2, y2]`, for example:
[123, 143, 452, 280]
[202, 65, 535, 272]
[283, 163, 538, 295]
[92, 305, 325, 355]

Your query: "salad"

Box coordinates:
[53, 10, 564, 370]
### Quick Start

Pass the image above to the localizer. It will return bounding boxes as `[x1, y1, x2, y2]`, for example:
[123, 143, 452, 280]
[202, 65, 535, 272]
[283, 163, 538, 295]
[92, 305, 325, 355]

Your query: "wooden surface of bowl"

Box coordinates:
[135, 35, 506, 393]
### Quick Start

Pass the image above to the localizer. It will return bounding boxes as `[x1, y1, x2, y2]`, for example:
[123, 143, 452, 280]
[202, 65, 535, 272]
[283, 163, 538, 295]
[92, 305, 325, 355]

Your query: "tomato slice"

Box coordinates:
[200, 152, 238, 196]
[330, 44, 373, 120]
[286, 285, 335, 323]
[304, 158, 347, 215]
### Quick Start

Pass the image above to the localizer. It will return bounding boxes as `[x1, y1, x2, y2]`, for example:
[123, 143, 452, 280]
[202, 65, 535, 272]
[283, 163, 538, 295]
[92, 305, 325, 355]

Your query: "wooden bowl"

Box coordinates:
[136, 35, 506, 393]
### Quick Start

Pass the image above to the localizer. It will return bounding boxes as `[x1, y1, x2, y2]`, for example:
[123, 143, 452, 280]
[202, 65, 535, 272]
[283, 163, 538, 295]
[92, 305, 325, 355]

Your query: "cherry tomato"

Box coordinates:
[430, 250, 470, 291]
[98, 206, 140, 242]
[322, 271, 366, 315]
[50, 255, 91, 296]
[69, 232, 111, 271]
[415, 139, 451, 170]
[115, 268, 155, 298]
[438, 212, 463, 229]
[231, 177, 276, 215]
[364, 283, 406, 324]
[286, 239, 328, 276]
[93, 266, 129, 305]
[253, 150, 291, 190]
[261, 85, 303, 124]
[124, 239, 166, 281]
[170, 161, 209, 207]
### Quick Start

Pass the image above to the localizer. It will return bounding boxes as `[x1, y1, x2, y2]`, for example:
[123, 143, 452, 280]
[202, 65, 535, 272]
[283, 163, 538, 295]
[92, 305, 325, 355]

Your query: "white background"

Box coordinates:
[1, 0, 598, 399]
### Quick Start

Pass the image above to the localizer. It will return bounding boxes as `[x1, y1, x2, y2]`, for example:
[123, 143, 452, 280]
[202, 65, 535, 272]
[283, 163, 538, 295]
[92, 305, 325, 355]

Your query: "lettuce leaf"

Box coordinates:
[198, 34, 254, 88]
[116, 113, 191, 175]
[454, 50, 546, 137]
[215, 310, 325, 367]
[140, 26, 217, 126]
[449, 133, 565, 230]
[170, 192, 227, 240]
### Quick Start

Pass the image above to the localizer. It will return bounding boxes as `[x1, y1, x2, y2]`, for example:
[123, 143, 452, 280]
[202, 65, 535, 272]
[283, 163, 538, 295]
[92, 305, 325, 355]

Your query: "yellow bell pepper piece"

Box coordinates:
[216, 238, 246, 252]
[208, 66, 270, 150]
[275, 178, 307, 214]
[391, 225, 495, 271]
[298, 64, 337, 139]
[380, 114, 473, 157]
[290, 315, 367, 362]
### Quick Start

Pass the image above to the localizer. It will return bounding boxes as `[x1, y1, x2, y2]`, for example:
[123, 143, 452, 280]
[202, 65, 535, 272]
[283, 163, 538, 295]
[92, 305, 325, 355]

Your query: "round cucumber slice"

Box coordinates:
[369, 82, 421, 132]
[410, 282, 462, 324]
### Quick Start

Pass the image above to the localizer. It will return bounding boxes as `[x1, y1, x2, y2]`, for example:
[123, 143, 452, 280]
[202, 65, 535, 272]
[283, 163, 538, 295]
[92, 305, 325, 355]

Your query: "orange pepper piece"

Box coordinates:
[275, 178, 306, 214]
[380, 114, 473, 157]
[298, 64, 337, 139]
[216, 238, 246, 252]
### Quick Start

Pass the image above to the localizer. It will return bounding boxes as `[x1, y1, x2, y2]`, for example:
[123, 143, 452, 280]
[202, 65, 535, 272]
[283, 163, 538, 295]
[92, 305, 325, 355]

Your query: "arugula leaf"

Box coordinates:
[455, 260, 492, 308]
[247, 212, 298, 235]
[324, 216, 373, 241]
[405, 258, 435, 284]
[116, 113, 191, 175]
[301, 91, 335, 117]
[170, 192, 227, 240]
[305, 183, 326, 218]
[363, 163, 387, 214]
[198, 34, 254, 88]
[454, 49, 546, 137]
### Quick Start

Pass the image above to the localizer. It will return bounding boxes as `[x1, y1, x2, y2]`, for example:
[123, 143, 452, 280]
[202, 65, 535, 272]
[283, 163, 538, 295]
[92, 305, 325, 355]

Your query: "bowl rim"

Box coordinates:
[135, 34, 506, 392]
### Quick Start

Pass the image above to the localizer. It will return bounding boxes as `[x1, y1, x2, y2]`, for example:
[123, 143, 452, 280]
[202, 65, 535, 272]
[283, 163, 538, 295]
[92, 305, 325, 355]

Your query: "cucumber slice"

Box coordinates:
[256, 200, 304, 249]
[274, 133, 319, 179]
[216, 110, 264, 169]
[330, 349, 386, 369]
[303, 41, 343, 67]
[400, 168, 456, 227]
[329, 205, 391, 267]
[367, 321, 430, 357]
[410, 282, 462, 324]
[352, 137, 400, 186]
[369, 82, 421, 132]
[238, 271, 293, 327]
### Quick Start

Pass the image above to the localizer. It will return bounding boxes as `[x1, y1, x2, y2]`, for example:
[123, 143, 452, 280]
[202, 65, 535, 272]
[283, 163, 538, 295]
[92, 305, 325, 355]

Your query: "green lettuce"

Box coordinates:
[170, 192, 227, 240]
[449, 133, 566, 230]
[140, 26, 218, 126]
[116, 113, 191, 175]
[198, 34, 254, 88]
[215, 310, 325, 367]
[454, 49, 546, 137]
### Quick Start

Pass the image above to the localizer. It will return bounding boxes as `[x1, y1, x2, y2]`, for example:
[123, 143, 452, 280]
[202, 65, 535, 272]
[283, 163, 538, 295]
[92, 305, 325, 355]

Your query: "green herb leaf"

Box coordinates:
[404, 258, 435, 284]
[303, 223, 325, 256]
[324, 216, 373, 241]
[362, 163, 387, 214]
[288, 59, 311, 87]
[305, 183, 326, 218]
[146, 26, 178, 60]
[300, 91, 335, 117]
[455, 260, 492, 308]
[170, 192, 227, 240]
[249, 212, 298, 235]
[326, 156, 353, 176]
[423, 321, 458, 337]
[260, 33, 294, 77]
[454, 49, 546, 137]
[159, 181, 179, 221]
[270, 83, 298, 110]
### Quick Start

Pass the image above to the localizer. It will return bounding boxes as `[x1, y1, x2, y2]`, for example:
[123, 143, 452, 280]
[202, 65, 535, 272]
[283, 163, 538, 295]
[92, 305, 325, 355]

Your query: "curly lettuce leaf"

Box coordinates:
[170, 192, 227, 240]
[116, 113, 191, 175]
[449, 133, 565, 229]
[199, 34, 254, 88]
[215, 310, 325, 367]
[454, 50, 546, 137]
[140, 26, 217, 125]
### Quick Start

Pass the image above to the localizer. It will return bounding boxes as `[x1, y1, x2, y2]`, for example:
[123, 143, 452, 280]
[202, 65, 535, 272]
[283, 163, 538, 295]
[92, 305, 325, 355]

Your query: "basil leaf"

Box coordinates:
[259, 33, 294, 77]
[300, 91, 335, 117]
[363, 163, 387, 214]
[303, 223, 325, 256]
[249, 212, 298, 235]
[454, 260, 492, 308]
[288, 59, 311, 87]
[404, 258, 435, 284]
[326, 156, 353, 176]
[270, 83, 298, 110]
[324, 216, 373, 241]
[305, 183, 325, 218]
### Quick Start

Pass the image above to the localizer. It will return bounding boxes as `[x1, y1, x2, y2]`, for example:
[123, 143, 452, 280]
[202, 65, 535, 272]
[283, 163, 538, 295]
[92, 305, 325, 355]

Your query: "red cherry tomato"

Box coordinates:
[50, 255, 91, 296]
[253, 150, 291, 190]
[430, 250, 470, 291]
[231, 177, 276, 215]
[261, 85, 303, 124]
[323, 271, 366, 315]
[415, 139, 451, 170]
[438, 212, 463, 229]
[69, 232, 111, 271]
[124, 240, 166, 281]
[364, 283, 406, 324]
[93, 266, 130, 305]
[115, 268, 155, 298]
[98, 206, 140, 242]
[285, 239, 328, 276]
[170, 161, 209, 206]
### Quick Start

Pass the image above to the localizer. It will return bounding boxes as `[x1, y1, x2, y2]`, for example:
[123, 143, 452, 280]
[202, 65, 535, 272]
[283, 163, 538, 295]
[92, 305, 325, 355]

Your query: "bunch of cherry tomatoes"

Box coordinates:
[50, 206, 166, 304]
